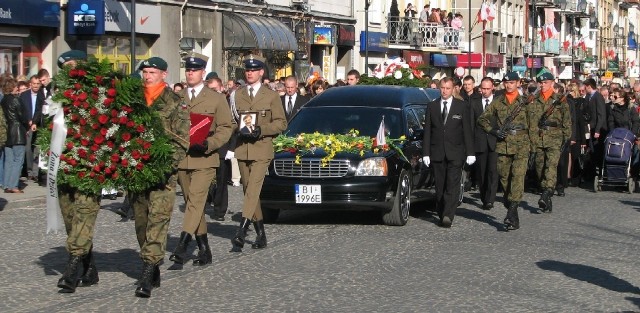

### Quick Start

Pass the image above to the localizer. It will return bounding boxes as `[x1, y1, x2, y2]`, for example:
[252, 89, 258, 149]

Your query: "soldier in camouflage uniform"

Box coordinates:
[529, 72, 572, 213]
[477, 72, 536, 231]
[129, 57, 190, 298]
[54, 50, 105, 294]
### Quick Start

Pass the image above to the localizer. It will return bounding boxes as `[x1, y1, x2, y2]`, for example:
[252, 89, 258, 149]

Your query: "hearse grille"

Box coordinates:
[273, 159, 351, 178]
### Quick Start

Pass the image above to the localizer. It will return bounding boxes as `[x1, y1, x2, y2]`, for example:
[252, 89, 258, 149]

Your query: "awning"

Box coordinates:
[223, 13, 297, 51]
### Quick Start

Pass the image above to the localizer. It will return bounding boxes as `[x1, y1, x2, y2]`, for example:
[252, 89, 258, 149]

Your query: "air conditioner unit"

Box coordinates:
[499, 42, 507, 55]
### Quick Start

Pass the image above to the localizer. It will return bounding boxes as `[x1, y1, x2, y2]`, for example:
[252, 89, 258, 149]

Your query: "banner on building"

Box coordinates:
[67, 0, 105, 35]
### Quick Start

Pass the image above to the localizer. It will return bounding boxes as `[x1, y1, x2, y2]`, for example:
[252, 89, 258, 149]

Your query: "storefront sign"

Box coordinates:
[295, 22, 309, 60]
[104, 0, 161, 35]
[525, 57, 542, 69]
[337, 25, 355, 46]
[0, 0, 60, 28]
[485, 54, 504, 68]
[431, 54, 457, 67]
[402, 51, 426, 68]
[67, 0, 105, 35]
[313, 25, 334, 45]
[457, 53, 482, 68]
[359, 32, 388, 53]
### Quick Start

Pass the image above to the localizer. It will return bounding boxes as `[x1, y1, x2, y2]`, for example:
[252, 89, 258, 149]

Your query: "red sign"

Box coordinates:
[337, 25, 355, 46]
[457, 53, 482, 68]
[485, 54, 504, 68]
[403, 50, 427, 68]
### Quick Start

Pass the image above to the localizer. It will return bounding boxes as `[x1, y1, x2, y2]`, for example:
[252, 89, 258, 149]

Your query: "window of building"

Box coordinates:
[83, 36, 153, 74]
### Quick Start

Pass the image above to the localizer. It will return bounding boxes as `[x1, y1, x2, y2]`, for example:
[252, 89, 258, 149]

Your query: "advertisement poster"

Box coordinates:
[313, 25, 333, 45]
[0, 51, 12, 75]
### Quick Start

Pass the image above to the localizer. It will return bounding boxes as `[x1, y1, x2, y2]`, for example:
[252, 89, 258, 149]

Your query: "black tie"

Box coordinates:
[484, 99, 489, 111]
[249, 87, 254, 100]
[288, 96, 293, 114]
[191, 89, 196, 100]
[442, 101, 448, 124]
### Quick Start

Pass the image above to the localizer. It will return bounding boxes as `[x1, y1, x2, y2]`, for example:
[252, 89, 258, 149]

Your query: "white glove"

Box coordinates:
[466, 155, 476, 165]
[422, 156, 430, 167]
[225, 151, 235, 160]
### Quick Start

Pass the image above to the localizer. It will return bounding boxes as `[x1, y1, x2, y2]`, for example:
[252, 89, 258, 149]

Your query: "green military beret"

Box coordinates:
[57, 50, 87, 69]
[502, 72, 520, 82]
[536, 72, 555, 82]
[139, 57, 168, 71]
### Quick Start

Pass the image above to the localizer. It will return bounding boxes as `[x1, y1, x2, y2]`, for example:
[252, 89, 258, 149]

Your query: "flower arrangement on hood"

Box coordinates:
[37, 59, 176, 194]
[273, 129, 407, 166]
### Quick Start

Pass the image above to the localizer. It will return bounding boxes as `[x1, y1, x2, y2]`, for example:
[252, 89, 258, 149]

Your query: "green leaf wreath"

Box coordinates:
[37, 59, 176, 194]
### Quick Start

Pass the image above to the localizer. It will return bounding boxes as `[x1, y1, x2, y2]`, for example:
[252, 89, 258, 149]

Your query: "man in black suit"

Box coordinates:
[281, 76, 310, 121]
[37, 69, 52, 100]
[422, 77, 475, 228]
[20, 75, 44, 182]
[470, 77, 498, 210]
[583, 78, 607, 178]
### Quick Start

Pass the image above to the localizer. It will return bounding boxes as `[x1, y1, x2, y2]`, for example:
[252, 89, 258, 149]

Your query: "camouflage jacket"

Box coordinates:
[529, 92, 572, 149]
[151, 87, 190, 168]
[477, 94, 535, 156]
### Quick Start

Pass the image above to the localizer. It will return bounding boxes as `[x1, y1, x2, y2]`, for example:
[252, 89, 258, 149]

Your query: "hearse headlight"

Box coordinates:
[355, 157, 388, 176]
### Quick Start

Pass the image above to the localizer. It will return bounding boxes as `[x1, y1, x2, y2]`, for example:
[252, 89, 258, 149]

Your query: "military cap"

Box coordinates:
[536, 72, 555, 82]
[57, 50, 87, 69]
[139, 57, 168, 71]
[183, 53, 208, 70]
[243, 55, 266, 70]
[502, 72, 520, 82]
[205, 72, 219, 80]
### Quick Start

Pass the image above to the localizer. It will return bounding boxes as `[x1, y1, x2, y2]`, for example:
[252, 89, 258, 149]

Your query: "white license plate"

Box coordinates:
[295, 184, 322, 204]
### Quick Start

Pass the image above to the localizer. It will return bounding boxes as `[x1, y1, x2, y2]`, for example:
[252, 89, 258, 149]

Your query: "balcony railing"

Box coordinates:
[559, 47, 587, 59]
[387, 17, 462, 50]
[532, 39, 560, 55]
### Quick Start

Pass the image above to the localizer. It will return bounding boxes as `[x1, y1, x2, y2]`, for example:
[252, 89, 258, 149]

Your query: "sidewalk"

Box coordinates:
[0, 178, 47, 211]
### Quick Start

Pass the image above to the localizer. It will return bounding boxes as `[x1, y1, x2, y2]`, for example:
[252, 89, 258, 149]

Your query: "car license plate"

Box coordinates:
[295, 184, 321, 204]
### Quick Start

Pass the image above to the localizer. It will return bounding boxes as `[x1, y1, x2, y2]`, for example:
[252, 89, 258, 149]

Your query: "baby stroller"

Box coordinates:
[594, 128, 636, 193]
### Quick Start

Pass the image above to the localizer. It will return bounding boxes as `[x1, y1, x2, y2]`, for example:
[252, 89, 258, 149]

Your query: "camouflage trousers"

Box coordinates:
[59, 186, 101, 256]
[497, 153, 528, 204]
[534, 146, 561, 190]
[130, 174, 178, 265]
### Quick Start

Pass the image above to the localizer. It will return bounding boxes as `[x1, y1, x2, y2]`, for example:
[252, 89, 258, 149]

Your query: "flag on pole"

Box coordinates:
[374, 117, 386, 147]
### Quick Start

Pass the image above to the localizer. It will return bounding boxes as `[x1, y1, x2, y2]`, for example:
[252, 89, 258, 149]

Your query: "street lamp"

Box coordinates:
[364, 0, 372, 75]
[600, 12, 615, 73]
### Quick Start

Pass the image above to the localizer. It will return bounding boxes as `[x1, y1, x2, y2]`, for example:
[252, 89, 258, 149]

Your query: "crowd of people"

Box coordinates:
[429, 72, 640, 231]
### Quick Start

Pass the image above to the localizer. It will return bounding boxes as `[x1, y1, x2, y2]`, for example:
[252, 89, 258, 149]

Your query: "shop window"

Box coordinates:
[82, 36, 153, 74]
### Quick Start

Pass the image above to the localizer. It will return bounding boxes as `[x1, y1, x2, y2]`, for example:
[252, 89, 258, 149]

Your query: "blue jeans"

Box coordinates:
[0, 148, 5, 187]
[4, 145, 25, 189]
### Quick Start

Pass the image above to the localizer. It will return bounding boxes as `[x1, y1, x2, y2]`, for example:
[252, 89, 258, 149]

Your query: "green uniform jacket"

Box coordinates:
[477, 94, 535, 156]
[234, 85, 288, 161]
[178, 86, 234, 169]
[529, 92, 572, 149]
[152, 87, 190, 168]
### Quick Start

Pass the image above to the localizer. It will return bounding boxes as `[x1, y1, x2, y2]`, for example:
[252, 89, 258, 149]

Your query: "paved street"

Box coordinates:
[1, 180, 639, 312]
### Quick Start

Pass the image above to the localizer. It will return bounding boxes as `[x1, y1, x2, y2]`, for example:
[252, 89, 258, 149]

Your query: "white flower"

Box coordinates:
[409, 73, 414, 80]
[105, 124, 120, 139]
[394, 70, 403, 79]
[375, 71, 384, 79]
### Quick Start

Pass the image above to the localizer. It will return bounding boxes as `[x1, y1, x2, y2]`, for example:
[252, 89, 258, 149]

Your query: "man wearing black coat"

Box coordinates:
[19, 75, 44, 182]
[583, 78, 607, 178]
[470, 77, 499, 209]
[281, 76, 310, 121]
[422, 77, 475, 227]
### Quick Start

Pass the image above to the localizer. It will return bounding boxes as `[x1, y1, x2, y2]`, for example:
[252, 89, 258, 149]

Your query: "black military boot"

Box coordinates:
[504, 202, 520, 231]
[135, 262, 157, 298]
[152, 264, 160, 288]
[230, 218, 251, 252]
[193, 234, 212, 266]
[57, 255, 83, 293]
[77, 247, 99, 287]
[538, 189, 553, 213]
[169, 231, 192, 264]
[251, 220, 267, 249]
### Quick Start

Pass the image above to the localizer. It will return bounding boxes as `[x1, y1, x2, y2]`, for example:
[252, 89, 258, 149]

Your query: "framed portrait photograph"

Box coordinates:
[239, 112, 258, 134]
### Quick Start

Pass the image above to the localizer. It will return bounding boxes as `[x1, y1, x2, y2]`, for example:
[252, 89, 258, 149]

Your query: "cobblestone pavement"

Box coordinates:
[1, 181, 639, 312]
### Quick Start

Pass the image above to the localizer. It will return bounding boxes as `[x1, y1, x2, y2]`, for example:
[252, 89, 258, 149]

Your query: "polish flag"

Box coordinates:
[487, 3, 496, 22]
[478, 2, 489, 22]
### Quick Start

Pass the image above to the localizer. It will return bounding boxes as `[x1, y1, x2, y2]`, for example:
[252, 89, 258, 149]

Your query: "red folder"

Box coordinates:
[190, 113, 213, 146]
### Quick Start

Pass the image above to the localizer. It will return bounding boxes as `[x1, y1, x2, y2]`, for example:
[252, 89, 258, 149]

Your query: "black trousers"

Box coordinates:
[432, 157, 463, 221]
[212, 158, 230, 216]
[476, 150, 498, 205]
[556, 145, 571, 189]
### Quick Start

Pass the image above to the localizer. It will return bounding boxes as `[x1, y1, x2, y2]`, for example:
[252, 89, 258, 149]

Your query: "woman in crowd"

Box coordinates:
[608, 89, 640, 134]
[0, 78, 28, 193]
[311, 79, 329, 97]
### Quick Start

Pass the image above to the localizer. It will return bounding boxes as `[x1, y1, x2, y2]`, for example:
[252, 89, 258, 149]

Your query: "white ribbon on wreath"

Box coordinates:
[43, 99, 66, 234]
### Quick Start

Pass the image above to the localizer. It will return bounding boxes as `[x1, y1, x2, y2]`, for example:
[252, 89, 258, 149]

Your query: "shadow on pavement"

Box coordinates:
[36, 246, 141, 279]
[625, 296, 640, 310]
[536, 260, 640, 294]
[619, 200, 640, 212]
[0, 198, 7, 210]
[457, 207, 504, 231]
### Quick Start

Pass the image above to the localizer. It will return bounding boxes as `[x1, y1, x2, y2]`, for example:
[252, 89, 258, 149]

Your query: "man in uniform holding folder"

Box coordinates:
[170, 53, 234, 266]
